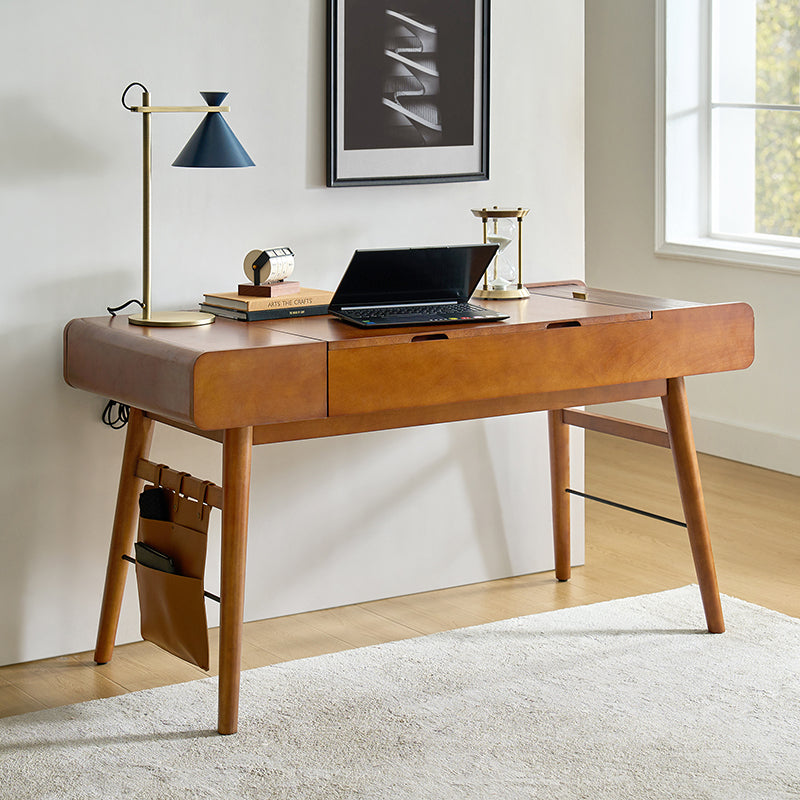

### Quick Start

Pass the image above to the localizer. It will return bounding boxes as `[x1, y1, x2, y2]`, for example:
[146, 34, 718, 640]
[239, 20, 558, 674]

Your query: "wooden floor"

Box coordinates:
[1, 431, 797, 719]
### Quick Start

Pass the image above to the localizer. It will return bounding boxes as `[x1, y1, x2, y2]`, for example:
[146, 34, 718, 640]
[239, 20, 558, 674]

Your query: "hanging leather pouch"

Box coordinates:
[134, 483, 212, 670]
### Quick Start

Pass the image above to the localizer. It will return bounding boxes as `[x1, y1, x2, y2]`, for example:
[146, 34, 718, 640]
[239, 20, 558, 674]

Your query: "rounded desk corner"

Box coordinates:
[734, 300, 756, 322]
[734, 301, 757, 369]
[62, 318, 82, 387]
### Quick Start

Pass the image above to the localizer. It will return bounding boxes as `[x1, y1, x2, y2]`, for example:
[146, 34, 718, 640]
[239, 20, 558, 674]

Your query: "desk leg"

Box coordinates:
[548, 410, 571, 581]
[661, 378, 725, 633]
[218, 426, 253, 735]
[94, 408, 154, 664]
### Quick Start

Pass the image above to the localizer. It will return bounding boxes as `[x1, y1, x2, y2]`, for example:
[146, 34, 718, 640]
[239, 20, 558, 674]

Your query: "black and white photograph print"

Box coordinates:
[327, 0, 489, 186]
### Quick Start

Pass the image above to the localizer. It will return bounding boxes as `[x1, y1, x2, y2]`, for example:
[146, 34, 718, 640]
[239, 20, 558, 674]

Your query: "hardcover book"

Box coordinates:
[203, 287, 333, 312]
[198, 303, 330, 321]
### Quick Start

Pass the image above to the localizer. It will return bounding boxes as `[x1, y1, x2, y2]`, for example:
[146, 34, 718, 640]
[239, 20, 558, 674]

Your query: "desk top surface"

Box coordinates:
[63, 283, 754, 432]
[65, 284, 694, 352]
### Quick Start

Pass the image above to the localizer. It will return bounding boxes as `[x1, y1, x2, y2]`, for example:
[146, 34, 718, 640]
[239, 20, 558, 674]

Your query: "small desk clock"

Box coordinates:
[240, 248, 299, 296]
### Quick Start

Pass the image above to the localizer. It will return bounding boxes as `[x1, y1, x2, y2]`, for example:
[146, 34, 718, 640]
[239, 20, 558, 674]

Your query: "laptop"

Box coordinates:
[329, 244, 509, 328]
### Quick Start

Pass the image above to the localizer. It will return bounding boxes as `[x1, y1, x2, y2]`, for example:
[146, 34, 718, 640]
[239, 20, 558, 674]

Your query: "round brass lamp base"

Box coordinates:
[128, 310, 215, 327]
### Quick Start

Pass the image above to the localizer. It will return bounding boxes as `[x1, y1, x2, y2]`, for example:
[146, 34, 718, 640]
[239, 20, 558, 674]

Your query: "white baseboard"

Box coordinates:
[590, 401, 799, 477]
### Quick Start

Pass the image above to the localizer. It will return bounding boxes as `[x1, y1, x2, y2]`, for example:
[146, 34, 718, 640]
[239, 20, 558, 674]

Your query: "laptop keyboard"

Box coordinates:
[345, 303, 491, 323]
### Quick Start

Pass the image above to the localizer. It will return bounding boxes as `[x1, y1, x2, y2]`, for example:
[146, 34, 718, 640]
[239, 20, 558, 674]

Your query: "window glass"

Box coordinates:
[756, 0, 800, 106]
[659, 0, 800, 269]
[755, 108, 800, 237]
[754, 1, 800, 237]
[713, 0, 756, 105]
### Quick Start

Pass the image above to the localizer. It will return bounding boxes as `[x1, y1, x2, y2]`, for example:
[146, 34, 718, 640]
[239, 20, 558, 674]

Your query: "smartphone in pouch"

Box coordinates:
[134, 541, 178, 574]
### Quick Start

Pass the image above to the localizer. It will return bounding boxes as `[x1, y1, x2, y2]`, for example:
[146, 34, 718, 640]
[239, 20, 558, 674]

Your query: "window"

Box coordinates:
[657, 0, 800, 273]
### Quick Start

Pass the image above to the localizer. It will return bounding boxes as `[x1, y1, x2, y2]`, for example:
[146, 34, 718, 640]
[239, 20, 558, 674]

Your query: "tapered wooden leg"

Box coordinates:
[217, 426, 253, 735]
[94, 408, 155, 664]
[548, 409, 571, 581]
[661, 378, 725, 633]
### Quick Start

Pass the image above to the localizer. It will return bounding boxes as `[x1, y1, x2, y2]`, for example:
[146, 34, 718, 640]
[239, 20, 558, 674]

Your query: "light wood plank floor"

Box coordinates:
[1, 431, 797, 719]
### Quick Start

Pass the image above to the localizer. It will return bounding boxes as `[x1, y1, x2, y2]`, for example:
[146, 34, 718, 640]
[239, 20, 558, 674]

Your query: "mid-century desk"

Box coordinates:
[63, 282, 754, 734]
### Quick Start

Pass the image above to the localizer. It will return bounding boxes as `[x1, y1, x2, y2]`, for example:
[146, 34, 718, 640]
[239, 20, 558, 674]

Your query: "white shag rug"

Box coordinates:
[1, 586, 798, 799]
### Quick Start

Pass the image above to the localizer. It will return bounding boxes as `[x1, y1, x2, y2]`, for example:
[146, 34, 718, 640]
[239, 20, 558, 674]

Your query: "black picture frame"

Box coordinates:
[326, 0, 490, 187]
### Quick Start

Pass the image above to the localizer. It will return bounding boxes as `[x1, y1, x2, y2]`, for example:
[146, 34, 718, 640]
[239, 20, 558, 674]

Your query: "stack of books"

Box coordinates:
[199, 287, 333, 321]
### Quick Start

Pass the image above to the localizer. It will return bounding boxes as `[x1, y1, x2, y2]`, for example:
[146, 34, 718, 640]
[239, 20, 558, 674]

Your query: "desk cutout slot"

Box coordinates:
[546, 320, 582, 329]
[411, 333, 449, 342]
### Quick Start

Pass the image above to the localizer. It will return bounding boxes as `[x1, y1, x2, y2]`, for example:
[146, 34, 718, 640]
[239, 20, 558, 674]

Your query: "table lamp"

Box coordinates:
[121, 82, 255, 327]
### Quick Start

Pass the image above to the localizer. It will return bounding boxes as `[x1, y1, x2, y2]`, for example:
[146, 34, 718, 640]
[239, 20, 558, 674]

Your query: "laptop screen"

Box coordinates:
[330, 245, 498, 309]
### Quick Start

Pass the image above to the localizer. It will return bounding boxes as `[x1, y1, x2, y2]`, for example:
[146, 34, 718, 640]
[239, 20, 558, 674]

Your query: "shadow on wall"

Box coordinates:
[0, 269, 139, 666]
[239, 419, 515, 617]
[0, 325, 115, 664]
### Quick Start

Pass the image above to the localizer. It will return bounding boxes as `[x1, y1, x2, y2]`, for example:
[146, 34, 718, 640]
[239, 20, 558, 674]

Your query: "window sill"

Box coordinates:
[656, 237, 800, 276]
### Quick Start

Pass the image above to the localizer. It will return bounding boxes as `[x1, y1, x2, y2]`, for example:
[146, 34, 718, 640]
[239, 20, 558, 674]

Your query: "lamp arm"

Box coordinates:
[121, 83, 229, 114]
[129, 105, 230, 114]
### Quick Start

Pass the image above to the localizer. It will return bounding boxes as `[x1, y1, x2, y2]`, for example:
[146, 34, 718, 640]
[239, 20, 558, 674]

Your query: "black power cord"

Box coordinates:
[101, 299, 143, 428]
[107, 299, 144, 316]
[102, 400, 130, 429]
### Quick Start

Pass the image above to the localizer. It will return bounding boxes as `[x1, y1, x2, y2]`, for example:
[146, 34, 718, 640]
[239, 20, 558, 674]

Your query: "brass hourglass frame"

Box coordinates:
[471, 207, 530, 299]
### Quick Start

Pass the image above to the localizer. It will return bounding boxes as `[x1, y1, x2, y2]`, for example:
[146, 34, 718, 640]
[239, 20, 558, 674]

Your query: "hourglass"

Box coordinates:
[471, 207, 530, 299]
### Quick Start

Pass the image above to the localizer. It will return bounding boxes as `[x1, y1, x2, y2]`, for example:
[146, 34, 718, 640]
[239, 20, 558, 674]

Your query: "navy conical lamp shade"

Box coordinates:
[172, 92, 255, 168]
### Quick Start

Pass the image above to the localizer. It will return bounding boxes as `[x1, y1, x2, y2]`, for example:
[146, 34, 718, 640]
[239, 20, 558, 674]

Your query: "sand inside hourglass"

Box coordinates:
[485, 222, 516, 288]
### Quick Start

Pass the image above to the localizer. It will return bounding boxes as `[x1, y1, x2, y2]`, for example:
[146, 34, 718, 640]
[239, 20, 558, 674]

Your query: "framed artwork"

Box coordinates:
[326, 0, 490, 187]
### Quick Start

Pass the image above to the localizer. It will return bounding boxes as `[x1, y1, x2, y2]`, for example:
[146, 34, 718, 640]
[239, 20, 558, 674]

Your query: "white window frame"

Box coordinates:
[655, 0, 800, 275]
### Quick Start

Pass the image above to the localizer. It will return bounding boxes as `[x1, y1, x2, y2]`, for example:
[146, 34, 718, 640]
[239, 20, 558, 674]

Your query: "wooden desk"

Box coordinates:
[63, 283, 754, 734]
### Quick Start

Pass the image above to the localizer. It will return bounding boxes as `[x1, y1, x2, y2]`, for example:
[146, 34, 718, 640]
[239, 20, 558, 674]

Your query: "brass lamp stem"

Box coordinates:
[142, 89, 152, 322]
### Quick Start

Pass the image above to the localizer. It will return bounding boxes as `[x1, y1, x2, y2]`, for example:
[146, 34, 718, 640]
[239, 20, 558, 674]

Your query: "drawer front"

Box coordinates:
[328, 305, 754, 417]
[329, 328, 589, 416]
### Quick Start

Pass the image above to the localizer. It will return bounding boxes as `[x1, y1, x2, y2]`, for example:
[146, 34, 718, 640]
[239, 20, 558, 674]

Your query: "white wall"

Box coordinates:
[585, 1, 799, 476]
[0, 1, 585, 665]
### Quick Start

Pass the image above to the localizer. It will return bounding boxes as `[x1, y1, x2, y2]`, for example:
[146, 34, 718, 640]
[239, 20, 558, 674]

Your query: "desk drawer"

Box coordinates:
[327, 304, 754, 417]
[329, 328, 581, 415]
